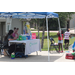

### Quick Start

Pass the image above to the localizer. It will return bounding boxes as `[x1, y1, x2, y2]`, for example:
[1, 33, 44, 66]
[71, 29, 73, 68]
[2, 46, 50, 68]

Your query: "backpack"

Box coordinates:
[15, 52, 25, 58]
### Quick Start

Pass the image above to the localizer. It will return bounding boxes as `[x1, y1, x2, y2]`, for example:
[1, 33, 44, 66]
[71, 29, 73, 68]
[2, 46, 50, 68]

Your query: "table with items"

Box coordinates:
[9, 39, 41, 55]
[8, 23, 41, 57]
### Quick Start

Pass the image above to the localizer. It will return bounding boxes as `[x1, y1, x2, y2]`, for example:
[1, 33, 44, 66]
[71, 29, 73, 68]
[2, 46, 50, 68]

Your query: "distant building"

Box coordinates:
[0, 18, 23, 41]
[67, 14, 75, 29]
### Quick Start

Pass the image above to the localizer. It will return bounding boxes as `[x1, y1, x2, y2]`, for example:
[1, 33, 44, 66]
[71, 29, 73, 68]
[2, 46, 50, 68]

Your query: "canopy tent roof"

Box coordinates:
[0, 12, 59, 19]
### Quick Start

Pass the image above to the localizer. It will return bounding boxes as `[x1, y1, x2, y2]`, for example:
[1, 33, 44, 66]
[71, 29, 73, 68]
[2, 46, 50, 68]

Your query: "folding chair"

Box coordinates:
[49, 38, 59, 53]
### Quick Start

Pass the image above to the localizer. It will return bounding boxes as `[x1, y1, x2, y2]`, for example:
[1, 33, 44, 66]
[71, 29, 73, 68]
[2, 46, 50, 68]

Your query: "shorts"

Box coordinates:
[64, 39, 69, 43]
[58, 40, 63, 43]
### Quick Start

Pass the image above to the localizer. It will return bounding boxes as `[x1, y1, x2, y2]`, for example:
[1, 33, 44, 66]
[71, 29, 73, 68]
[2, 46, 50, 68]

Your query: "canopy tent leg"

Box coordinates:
[58, 18, 61, 33]
[46, 17, 50, 62]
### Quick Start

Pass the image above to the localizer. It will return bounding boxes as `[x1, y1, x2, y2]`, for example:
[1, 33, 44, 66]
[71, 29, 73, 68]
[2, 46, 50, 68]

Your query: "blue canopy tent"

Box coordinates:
[0, 12, 58, 18]
[0, 12, 60, 61]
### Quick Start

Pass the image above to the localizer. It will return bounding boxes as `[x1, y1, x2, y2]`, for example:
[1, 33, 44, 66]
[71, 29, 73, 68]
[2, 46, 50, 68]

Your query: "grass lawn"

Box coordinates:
[32, 32, 75, 51]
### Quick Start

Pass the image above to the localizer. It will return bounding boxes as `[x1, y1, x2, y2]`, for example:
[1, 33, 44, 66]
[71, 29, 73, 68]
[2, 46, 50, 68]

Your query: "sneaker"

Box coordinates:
[60, 51, 63, 53]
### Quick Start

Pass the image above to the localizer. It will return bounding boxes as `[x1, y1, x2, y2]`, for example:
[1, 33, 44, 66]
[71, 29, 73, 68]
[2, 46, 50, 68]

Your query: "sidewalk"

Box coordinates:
[31, 31, 58, 33]
[0, 45, 75, 62]
[53, 44, 75, 62]
[0, 52, 64, 62]
[0, 51, 74, 62]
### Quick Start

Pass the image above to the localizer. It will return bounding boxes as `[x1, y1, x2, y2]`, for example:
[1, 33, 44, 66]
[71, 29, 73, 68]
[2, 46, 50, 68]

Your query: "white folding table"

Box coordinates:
[9, 39, 41, 55]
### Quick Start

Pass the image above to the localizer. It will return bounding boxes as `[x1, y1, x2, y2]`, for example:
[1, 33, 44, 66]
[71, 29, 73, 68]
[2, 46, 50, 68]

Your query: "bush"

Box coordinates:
[39, 27, 43, 31]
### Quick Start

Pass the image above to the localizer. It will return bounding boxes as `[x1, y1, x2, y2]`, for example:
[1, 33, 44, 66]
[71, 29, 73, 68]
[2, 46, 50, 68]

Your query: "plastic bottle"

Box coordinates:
[11, 52, 15, 59]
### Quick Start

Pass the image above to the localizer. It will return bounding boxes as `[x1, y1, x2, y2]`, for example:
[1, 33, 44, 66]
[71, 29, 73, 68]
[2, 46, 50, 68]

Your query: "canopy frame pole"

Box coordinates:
[46, 16, 50, 62]
[58, 18, 61, 33]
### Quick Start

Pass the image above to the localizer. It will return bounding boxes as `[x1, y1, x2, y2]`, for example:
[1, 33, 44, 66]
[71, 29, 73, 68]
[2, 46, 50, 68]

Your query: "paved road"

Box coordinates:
[0, 52, 64, 62]
[0, 45, 74, 62]
[0, 51, 74, 62]
[31, 30, 75, 33]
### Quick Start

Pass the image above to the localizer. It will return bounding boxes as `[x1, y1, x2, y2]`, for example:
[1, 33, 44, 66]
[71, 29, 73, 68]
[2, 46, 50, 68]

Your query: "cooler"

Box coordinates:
[65, 53, 75, 59]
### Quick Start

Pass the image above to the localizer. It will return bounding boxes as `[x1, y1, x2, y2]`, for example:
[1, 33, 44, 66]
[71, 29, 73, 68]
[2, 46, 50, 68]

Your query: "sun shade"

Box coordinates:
[0, 12, 58, 18]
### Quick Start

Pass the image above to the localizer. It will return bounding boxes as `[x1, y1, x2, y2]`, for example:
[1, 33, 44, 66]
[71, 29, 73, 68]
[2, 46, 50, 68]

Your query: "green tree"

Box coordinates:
[48, 12, 75, 30]
[20, 12, 75, 49]
[57, 12, 75, 27]
[40, 12, 75, 48]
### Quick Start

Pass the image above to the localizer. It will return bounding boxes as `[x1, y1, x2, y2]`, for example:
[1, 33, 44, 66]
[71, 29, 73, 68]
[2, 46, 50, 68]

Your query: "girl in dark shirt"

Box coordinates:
[4, 30, 17, 47]
[4, 30, 17, 55]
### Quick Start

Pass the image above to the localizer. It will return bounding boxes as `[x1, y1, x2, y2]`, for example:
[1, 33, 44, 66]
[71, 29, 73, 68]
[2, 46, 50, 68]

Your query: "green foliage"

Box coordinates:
[32, 32, 75, 51]
[48, 12, 75, 30]
[57, 12, 75, 19]
[19, 12, 75, 30]
[30, 12, 75, 30]
[57, 12, 75, 26]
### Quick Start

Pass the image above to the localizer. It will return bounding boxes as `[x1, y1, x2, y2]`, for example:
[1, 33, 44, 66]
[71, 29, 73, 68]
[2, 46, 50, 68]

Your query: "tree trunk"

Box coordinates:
[41, 20, 45, 49]
[36, 23, 37, 29]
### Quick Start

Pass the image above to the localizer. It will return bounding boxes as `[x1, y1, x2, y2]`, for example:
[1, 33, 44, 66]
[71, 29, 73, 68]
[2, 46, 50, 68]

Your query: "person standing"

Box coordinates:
[57, 30, 63, 53]
[64, 28, 70, 49]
